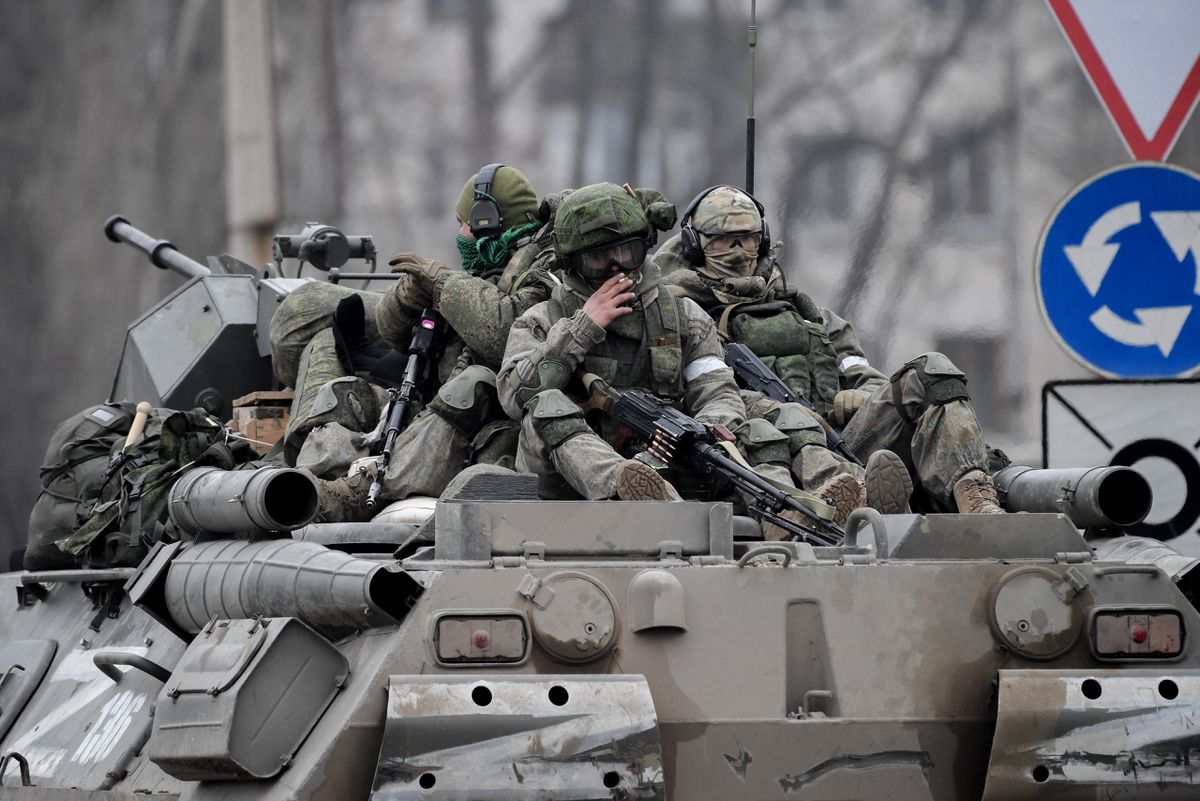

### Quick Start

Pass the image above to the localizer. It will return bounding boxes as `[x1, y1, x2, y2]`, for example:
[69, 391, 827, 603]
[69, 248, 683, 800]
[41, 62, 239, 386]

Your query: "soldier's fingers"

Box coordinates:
[599, 273, 629, 294]
[609, 305, 635, 319]
[387, 252, 419, 267]
[612, 291, 637, 306]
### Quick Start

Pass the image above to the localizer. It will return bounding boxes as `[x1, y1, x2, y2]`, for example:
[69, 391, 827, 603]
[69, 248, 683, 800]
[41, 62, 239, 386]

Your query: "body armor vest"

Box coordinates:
[549, 283, 684, 402]
[720, 298, 841, 417]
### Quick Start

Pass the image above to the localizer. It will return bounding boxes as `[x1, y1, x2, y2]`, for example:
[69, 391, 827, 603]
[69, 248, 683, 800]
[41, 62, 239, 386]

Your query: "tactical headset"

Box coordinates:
[467, 163, 506, 238]
[678, 185, 771, 266]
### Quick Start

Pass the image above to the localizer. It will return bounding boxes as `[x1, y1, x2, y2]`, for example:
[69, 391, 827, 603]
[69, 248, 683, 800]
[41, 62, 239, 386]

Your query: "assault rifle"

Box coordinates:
[365, 308, 441, 510]
[723, 342, 864, 467]
[583, 374, 844, 546]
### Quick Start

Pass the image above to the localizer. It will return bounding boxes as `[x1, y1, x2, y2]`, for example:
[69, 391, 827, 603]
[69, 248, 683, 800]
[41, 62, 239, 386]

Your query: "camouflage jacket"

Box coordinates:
[498, 261, 747, 429]
[655, 234, 888, 396]
[376, 230, 554, 377]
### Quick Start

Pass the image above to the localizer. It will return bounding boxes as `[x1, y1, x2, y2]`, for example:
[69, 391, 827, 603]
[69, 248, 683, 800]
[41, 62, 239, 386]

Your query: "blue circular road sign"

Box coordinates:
[1036, 162, 1200, 378]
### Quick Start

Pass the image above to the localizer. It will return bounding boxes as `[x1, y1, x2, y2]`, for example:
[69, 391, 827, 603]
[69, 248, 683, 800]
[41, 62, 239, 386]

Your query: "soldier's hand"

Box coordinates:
[582, 273, 636, 329]
[832, 388, 872, 426]
[387, 252, 452, 292]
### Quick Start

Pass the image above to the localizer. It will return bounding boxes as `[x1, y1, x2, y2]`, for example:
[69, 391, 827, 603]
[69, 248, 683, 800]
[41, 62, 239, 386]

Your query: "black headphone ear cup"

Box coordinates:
[759, 219, 772, 257]
[680, 226, 705, 266]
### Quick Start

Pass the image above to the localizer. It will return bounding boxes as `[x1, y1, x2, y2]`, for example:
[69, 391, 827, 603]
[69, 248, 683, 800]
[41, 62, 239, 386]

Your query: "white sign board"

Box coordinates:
[1043, 379, 1200, 554]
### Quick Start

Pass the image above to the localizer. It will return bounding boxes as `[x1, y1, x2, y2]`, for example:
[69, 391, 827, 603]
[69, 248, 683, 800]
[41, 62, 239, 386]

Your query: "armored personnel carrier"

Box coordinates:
[3, 220, 1198, 801]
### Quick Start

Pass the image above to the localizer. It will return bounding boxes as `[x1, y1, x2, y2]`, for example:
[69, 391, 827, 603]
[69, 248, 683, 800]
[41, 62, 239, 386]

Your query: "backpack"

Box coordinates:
[26, 403, 139, 570]
[54, 406, 253, 568]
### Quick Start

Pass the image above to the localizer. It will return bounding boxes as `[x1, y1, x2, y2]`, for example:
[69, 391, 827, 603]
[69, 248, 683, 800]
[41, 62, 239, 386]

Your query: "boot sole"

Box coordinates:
[865, 450, 913, 514]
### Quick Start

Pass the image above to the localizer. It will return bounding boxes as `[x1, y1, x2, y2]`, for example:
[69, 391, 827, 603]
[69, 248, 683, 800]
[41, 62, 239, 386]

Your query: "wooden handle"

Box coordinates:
[123, 402, 152, 451]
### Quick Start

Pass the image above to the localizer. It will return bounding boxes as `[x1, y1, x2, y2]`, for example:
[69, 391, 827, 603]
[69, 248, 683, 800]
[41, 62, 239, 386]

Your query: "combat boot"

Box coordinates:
[811, 472, 866, 527]
[953, 469, 1004, 514]
[864, 449, 913, 514]
[615, 458, 683, 502]
[316, 462, 378, 522]
[761, 472, 863, 541]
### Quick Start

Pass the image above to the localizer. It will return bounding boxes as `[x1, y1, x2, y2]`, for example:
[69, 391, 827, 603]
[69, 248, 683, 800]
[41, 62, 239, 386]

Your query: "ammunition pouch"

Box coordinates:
[514, 358, 572, 407]
[892, 352, 968, 424]
[527, 389, 589, 449]
[772, 402, 826, 453]
[733, 418, 791, 467]
[429, 365, 497, 438]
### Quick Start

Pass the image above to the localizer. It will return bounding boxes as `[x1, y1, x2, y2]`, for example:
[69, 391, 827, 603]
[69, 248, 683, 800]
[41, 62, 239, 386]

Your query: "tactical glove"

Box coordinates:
[832, 388, 872, 426]
[387, 253, 453, 295]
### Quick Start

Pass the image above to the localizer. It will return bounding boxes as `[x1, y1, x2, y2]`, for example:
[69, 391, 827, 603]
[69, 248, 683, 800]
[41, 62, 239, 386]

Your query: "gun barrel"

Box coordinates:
[993, 465, 1153, 529]
[104, 215, 211, 280]
[163, 538, 418, 632]
[169, 467, 320, 536]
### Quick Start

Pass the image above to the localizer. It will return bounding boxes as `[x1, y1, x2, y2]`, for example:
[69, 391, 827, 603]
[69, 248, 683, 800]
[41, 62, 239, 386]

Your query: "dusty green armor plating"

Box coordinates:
[723, 299, 840, 416]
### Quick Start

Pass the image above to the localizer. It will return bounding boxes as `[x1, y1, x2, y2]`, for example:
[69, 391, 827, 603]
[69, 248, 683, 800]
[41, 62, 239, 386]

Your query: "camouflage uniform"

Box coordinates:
[270, 167, 553, 510]
[658, 186, 991, 510]
[498, 183, 749, 500]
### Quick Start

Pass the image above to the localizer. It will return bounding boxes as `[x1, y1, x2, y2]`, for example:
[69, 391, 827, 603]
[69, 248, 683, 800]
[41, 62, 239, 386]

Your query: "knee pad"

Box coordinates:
[514, 358, 572, 406]
[527, 389, 589, 448]
[733, 418, 791, 466]
[892, 352, 969, 406]
[429, 365, 498, 438]
[772, 402, 826, 454]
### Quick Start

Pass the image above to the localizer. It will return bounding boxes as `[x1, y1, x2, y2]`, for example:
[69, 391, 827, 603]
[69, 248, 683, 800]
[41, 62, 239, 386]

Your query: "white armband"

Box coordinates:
[683, 356, 728, 381]
[839, 355, 869, 373]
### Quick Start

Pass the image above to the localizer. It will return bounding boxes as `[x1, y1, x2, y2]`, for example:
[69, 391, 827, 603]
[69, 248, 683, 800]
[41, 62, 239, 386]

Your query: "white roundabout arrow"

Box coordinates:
[1150, 210, 1200, 294]
[1064, 201, 1141, 296]
[1089, 304, 1193, 356]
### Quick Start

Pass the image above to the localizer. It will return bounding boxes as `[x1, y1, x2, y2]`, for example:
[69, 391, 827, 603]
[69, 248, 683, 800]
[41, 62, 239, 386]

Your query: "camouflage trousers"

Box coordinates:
[751, 359, 988, 507]
[269, 282, 386, 386]
[515, 413, 626, 500]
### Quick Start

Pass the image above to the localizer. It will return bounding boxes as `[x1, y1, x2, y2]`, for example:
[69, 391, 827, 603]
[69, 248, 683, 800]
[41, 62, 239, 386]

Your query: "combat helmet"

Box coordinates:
[553, 182, 652, 281]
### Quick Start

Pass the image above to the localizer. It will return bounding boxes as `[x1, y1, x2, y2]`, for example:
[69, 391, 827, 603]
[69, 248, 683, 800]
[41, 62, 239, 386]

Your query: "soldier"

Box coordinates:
[272, 164, 558, 520]
[498, 182, 743, 500]
[498, 181, 851, 526]
[657, 185, 1002, 514]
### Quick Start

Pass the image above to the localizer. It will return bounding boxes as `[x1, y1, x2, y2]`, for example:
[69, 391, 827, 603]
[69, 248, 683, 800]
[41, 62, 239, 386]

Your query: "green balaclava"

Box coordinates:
[454, 166, 542, 276]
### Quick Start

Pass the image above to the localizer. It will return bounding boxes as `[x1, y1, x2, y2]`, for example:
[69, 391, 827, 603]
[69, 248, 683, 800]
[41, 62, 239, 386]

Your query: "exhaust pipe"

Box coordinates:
[163, 538, 420, 633]
[169, 467, 319, 536]
[993, 465, 1153, 530]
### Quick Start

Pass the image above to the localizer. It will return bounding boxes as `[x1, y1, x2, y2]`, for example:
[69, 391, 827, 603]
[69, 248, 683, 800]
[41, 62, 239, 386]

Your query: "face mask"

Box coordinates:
[698, 247, 757, 280]
[456, 234, 486, 276]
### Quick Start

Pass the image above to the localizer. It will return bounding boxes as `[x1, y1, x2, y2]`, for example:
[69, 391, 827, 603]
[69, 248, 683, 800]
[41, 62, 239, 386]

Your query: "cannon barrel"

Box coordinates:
[993, 465, 1153, 529]
[104, 215, 211, 280]
[163, 538, 417, 633]
[169, 467, 320, 536]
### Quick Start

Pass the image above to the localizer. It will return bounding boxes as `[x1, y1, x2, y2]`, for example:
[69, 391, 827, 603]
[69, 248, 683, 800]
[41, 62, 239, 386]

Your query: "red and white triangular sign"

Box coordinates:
[1046, 0, 1200, 161]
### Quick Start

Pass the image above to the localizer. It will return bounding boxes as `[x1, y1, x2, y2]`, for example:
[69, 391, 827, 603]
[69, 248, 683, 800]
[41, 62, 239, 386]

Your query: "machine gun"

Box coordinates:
[366, 307, 442, 510]
[723, 342, 863, 467]
[583, 374, 844, 546]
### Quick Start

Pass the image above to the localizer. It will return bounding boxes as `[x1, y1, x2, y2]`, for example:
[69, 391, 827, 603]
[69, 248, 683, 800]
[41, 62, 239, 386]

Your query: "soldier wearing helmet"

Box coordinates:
[657, 185, 1003, 515]
[498, 182, 755, 501]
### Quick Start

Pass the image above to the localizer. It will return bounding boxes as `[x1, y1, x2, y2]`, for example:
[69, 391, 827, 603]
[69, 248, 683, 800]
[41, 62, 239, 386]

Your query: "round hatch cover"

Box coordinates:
[989, 566, 1082, 659]
[529, 572, 618, 664]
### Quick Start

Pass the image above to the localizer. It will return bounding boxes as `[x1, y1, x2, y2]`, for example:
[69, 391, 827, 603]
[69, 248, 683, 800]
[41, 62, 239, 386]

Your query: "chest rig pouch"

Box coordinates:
[549, 285, 684, 401]
[722, 299, 841, 417]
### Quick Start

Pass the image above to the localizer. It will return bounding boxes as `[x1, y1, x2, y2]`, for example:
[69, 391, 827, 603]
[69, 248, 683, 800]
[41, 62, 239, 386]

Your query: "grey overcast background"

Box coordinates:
[1, 0, 1197, 559]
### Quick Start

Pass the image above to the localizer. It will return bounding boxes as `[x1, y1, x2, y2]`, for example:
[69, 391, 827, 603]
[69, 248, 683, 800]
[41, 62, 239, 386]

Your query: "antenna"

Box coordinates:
[746, 0, 757, 194]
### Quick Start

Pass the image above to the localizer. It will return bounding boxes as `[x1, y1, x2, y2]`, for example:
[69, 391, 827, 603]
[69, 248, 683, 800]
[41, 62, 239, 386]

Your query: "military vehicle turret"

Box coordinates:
[4, 220, 1199, 800]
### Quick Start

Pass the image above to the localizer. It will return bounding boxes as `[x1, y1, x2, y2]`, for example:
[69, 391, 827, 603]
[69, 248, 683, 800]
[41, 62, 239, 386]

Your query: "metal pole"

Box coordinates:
[746, 0, 757, 194]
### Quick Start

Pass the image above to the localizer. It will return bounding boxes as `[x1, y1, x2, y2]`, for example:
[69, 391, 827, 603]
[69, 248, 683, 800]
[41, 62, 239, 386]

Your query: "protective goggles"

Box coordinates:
[701, 230, 762, 253]
[571, 236, 649, 280]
